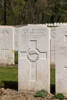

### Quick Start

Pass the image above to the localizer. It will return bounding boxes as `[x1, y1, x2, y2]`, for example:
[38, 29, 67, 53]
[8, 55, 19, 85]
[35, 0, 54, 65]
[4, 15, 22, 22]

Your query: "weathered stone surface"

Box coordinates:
[0, 26, 14, 65]
[50, 27, 56, 64]
[18, 25, 50, 93]
[55, 25, 67, 96]
[50, 24, 67, 64]
[14, 26, 20, 51]
[14, 24, 67, 66]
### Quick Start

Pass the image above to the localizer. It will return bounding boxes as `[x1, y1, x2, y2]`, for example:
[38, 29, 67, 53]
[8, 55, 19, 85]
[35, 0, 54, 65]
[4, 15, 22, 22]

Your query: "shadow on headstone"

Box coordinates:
[3, 81, 18, 90]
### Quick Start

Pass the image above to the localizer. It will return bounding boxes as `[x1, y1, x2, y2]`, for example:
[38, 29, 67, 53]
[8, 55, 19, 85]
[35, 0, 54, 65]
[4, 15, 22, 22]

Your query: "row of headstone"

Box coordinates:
[0, 25, 67, 96]
[18, 25, 67, 97]
[46, 23, 67, 27]
[0, 24, 66, 65]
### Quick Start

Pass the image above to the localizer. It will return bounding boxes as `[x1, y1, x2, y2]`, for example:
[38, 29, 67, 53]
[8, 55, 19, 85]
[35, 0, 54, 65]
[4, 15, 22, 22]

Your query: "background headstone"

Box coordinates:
[18, 25, 50, 92]
[50, 27, 57, 65]
[0, 26, 14, 65]
[55, 25, 67, 96]
[14, 26, 20, 51]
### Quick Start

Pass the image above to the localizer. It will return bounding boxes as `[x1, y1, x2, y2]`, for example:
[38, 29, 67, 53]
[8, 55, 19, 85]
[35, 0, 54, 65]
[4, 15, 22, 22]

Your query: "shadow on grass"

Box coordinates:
[3, 81, 18, 90]
[50, 84, 55, 94]
[50, 64, 55, 94]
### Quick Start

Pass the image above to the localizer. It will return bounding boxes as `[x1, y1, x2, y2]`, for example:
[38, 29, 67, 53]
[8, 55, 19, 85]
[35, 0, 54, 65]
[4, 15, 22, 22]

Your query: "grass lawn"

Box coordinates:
[51, 67, 55, 86]
[0, 66, 18, 89]
[0, 66, 55, 92]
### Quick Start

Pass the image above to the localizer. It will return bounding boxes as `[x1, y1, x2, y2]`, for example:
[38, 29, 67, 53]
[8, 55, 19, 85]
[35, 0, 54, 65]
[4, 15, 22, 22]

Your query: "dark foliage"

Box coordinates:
[0, 0, 67, 25]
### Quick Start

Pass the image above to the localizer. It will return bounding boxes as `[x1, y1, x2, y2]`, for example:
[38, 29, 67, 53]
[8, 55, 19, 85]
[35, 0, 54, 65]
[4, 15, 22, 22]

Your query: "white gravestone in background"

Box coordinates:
[55, 25, 67, 96]
[18, 25, 50, 92]
[0, 26, 14, 65]
[14, 27, 20, 51]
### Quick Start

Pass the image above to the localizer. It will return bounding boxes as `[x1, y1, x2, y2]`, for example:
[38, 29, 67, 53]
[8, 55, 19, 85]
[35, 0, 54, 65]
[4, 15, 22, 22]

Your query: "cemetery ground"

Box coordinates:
[0, 65, 60, 100]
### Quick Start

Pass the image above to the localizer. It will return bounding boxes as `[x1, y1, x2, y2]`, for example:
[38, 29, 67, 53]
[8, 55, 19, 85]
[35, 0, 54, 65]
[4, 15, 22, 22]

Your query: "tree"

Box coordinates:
[0, 0, 67, 25]
[4, 0, 7, 25]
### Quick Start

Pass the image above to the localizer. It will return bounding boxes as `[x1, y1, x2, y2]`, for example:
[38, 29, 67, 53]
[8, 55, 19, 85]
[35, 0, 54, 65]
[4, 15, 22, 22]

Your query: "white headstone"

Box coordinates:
[18, 25, 50, 92]
[14, 26, 20, 51]
[50, 27, 56, 64]
[0, 26, 14, 65]
[55, 25, 67, 96]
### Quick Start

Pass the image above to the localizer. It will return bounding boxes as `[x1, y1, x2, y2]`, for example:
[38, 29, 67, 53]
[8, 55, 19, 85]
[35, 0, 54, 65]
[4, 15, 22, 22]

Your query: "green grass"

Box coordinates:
[0, 66, 18, 88]
[51, 93, 64, 100]
[51, 67, 55, 86]
[34, 90, 48, 98]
